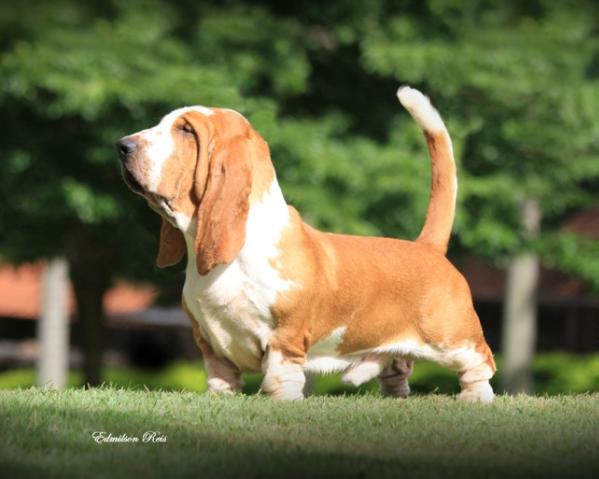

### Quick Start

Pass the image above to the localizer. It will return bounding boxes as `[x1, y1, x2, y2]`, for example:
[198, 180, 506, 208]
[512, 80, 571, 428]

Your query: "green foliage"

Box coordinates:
[0, 0, 597, 289]
[542, 232, 599, 290]
[194, 6, 310, 96]
[361, 0, 599, 265]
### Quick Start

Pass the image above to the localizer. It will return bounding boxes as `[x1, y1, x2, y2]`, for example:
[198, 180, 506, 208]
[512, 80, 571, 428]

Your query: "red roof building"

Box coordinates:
[0, 262, 156, 320]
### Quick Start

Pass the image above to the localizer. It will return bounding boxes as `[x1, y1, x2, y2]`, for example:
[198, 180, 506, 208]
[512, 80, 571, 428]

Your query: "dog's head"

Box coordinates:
[117, 107, 274, 275]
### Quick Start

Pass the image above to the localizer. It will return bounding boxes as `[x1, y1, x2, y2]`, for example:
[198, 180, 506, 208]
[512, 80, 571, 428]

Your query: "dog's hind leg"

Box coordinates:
[454, 342, 496, 403]
[418, 297, 495, 402]
[427, 337, 495, 403]
[378, 358, 414, 398]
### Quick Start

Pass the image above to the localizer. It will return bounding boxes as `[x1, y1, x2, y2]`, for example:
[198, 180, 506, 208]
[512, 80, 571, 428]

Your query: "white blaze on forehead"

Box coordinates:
[144, 105, 214, 192]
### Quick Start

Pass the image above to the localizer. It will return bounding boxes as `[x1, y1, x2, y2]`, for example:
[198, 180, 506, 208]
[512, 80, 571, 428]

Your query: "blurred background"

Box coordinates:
[0, 0, 597, 396]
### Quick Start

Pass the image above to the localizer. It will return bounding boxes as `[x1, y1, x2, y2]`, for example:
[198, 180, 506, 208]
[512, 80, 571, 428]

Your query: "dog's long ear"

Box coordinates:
[194, 136, 252, 275]
[156, 111, 211, 270]
[156, 218, 186, 268]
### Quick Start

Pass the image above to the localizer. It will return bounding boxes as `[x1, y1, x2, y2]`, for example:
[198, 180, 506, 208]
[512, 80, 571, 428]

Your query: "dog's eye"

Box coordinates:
[179, 123, 194, 135]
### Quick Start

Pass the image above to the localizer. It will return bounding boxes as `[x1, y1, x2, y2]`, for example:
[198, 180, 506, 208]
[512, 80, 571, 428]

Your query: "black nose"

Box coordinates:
[116, 137, 137, 161]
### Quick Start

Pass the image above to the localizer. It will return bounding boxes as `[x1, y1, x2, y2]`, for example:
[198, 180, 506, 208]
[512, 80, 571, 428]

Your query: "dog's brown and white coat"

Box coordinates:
[118, 87, 496, 401]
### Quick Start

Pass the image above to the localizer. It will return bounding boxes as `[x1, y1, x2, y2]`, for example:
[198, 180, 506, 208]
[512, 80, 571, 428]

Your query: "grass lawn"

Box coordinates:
[0, 388, 597, 479]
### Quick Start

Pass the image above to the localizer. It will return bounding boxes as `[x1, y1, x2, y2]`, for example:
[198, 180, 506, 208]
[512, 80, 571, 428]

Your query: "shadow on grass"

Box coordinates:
[1, 393, 598, 479]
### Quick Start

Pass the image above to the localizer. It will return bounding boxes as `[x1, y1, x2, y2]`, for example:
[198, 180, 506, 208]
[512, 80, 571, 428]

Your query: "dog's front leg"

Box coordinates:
[189, 318, 242, 394]
[203, 350, 243, 394]
[261, 346, 306, 400]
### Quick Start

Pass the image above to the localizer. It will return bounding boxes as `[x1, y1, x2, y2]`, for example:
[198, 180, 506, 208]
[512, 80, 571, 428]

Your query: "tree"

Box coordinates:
[1, 0, 597, 390]
[501, 199, 541, 393]
[37, 257, 70, 389]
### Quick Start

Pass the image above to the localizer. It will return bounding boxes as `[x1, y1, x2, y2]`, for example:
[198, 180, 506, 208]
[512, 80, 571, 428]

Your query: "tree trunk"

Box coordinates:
[37, 257, 70, 389]
[68, 232, 111, 387]
[501, 198, 541, 394]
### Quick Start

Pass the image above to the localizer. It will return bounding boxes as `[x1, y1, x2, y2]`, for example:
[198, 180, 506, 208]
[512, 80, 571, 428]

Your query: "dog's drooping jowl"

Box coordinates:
[118, 87, 496, 402]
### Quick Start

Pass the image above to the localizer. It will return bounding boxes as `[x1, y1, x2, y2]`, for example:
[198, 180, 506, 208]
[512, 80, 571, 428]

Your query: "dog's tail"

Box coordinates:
[397, 86, 456, 255]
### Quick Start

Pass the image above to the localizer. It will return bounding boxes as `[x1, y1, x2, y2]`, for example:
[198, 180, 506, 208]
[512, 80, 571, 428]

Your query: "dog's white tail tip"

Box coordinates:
[397, 86, 446, 134]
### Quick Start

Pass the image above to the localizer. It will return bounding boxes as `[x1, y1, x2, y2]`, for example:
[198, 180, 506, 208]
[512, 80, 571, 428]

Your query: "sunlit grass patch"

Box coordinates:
[0, 388, 597, 479]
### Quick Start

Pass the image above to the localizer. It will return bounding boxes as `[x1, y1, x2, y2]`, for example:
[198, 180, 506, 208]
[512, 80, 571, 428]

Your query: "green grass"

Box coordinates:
[0, 388, 597, 479]
[2, 352, 598, 395]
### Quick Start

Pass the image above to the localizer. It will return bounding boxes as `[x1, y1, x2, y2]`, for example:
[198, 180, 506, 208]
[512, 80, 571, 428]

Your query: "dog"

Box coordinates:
[118, 87, 496, 402]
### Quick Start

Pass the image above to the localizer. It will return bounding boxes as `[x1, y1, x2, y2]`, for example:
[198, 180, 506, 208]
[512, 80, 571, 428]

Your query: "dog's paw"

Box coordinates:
[267, 389, 305, 401]
[207, 377, 241, 394]
[458, 381, 494, 403]
[261, 379, 305, 400]
[261, 373, 305, 400]
[379, 378, 411, 398]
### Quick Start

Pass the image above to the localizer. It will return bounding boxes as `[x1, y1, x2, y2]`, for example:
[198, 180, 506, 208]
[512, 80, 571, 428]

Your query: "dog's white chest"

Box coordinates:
[183, 258, 276, 372]
[181, 181, 294, 372]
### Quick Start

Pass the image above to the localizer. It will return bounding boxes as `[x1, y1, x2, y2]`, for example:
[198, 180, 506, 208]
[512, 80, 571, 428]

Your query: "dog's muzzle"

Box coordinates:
[117, 137, 144, 194]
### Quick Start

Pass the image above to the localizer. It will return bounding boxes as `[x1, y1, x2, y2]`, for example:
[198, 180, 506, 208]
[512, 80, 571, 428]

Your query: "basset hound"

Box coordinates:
[118, 87, 496, 402]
